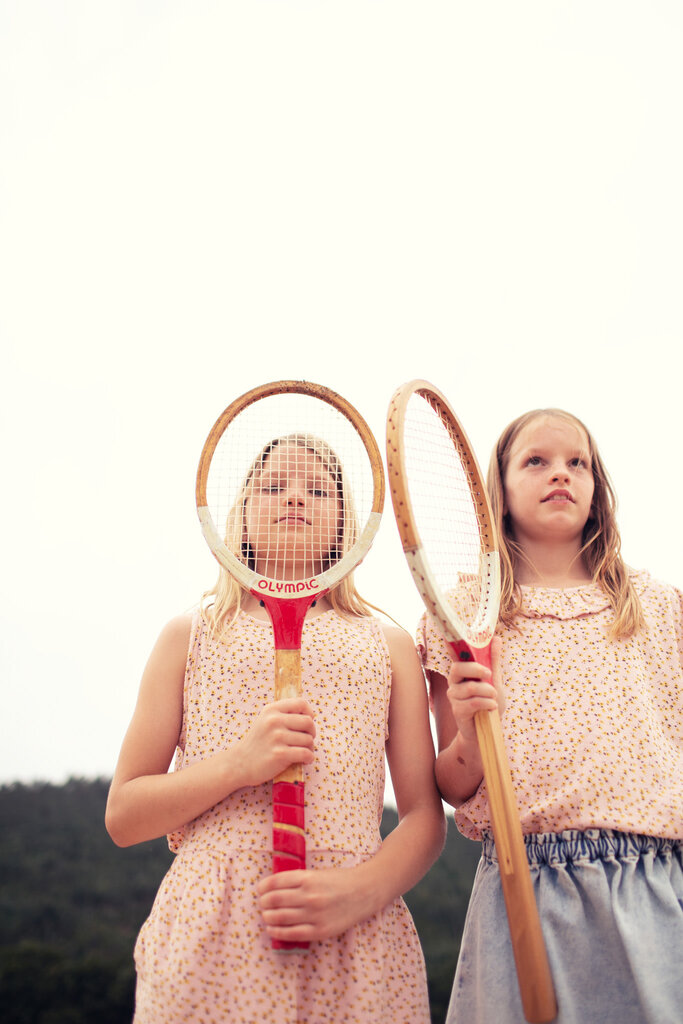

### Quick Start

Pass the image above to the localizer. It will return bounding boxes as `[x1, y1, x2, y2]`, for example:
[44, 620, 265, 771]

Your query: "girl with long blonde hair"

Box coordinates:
[107, 431, 444, 1024]
[419, 408, 683, 1024]
[202, 433, 376, 637]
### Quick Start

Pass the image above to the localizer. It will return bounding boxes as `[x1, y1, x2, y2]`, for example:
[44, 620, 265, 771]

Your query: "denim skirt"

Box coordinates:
[447, 829, 683, 1024]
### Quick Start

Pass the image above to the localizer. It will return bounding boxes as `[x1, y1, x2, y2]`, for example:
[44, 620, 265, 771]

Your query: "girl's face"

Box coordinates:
[244, 442, 342, 579]
[503, 415, 595, 550]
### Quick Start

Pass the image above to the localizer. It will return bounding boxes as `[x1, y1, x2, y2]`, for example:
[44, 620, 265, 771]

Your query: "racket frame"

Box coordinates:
[387, 379, 557, 1023]
[197, 380, 383, 629]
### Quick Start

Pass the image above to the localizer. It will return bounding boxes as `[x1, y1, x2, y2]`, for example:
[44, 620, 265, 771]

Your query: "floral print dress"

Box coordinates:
[133, 609, 430, 1024]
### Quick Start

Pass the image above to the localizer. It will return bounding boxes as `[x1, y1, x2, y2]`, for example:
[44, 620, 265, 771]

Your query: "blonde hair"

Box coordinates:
[202, 433, 375, 637]
[487, 408, 643, 640]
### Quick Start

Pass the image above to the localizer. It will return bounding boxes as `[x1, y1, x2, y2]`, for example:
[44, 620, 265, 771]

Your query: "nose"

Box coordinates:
[283, 485, 305, 505]
[549, 461, 570, 483]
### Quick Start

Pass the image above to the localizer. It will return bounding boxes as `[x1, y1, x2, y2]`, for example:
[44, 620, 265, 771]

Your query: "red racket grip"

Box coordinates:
[271, 781, 309, 952]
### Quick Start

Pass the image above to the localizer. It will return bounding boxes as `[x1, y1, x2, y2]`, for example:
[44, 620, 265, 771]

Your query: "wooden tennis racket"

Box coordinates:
[196, 380, 384, 951]
[386, 379, 557, 1023]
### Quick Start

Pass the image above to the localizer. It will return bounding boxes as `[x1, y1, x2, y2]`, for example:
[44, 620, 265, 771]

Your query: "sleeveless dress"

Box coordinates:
[133, 608, 430, 1024]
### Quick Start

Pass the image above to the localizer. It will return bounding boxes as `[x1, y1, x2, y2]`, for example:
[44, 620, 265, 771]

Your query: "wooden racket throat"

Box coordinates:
[387, 381, 557, 1023]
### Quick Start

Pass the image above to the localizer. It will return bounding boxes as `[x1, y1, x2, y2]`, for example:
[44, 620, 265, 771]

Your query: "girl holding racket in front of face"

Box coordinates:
[419, 409, 683, 1024]
[106, 423, 444, 1024]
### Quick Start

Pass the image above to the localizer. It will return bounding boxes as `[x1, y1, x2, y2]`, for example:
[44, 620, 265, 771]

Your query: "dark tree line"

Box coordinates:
[0, 779, 479, 1023]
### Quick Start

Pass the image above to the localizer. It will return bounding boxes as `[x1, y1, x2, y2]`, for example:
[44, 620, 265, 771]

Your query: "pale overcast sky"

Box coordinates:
[2, 3, 682, 790]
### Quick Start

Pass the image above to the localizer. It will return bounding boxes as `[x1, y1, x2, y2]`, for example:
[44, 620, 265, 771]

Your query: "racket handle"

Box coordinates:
[271, 646, 309, 952]
[474, 708, 557, 1022]
[455, 641, 557, 1022]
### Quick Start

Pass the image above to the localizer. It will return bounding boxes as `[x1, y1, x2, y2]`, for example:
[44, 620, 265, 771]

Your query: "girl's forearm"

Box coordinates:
[435, 733, 484, 808]
[105, 750, 247, 847]
[349, 801, 446, 921]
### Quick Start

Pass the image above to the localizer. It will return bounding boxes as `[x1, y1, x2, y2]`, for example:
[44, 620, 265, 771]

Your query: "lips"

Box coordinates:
[542, 489, 574, 503]
[278, 514, 309, 524]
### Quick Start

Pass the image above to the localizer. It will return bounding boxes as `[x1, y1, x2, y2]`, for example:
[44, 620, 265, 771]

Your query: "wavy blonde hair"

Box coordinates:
[487, 409, 643, 640]
[202, 433, 375, 637]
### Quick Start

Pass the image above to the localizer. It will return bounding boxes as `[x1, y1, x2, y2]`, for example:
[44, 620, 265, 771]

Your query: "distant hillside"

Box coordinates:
[0, 779, 479, 1023]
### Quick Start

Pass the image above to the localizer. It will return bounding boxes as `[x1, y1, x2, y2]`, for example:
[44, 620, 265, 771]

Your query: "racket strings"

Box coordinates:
[402, 392, 491, 631]
[243, 434, 344, 581]
[205, 393, 377, 585]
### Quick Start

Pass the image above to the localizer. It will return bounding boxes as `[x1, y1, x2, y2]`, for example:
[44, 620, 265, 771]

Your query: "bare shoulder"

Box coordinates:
[157, 612, 194, 651]
[140, 612, 194, 690]
[377, 621, 422, 672]
[379, 622, 433, 752]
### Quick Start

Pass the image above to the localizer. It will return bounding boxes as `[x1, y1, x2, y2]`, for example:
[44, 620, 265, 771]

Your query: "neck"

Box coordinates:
[253, 561, 325, 581]
[512, 539, 593, 588]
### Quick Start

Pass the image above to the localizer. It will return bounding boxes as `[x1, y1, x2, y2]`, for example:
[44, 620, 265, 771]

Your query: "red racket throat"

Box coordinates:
[197, 381, 384, 951]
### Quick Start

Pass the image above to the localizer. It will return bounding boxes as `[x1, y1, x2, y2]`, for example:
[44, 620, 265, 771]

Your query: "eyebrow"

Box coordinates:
[518, 445, 590, 460]
[255, 469, 333, 486]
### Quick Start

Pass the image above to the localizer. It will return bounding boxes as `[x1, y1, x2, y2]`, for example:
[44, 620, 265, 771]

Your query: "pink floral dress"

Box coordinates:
[133, 609, 430, 1023]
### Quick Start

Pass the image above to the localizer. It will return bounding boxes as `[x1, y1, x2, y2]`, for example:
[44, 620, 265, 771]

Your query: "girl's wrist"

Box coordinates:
[216, 744, 250, 794]
[347, 857, 392, 921]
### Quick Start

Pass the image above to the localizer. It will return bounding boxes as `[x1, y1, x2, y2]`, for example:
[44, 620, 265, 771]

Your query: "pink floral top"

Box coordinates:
[418, 571, 683, 841]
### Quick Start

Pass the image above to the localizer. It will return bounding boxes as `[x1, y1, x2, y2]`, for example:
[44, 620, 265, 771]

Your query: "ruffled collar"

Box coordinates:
[517, 582, 611, 620]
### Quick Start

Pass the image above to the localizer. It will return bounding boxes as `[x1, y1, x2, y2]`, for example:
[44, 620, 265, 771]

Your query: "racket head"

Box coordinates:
[196, 380, 384, 602]
[386, 379, 500, 650]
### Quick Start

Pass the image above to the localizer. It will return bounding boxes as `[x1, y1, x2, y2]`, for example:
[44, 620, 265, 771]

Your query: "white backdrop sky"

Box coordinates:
[2, 3, 682, 792]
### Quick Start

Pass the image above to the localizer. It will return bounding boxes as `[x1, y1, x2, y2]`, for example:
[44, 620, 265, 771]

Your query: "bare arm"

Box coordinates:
[105, 614, 316, 847]
[431, 637, 504, 808]
[363, 623, 447, 900]
[258, 624, 446, 942]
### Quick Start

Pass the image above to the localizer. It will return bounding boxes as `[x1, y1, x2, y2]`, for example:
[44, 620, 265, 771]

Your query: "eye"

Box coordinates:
[569, 457, 587, 469]
[524, 455, 543, 467]
[309, 486, 329, 498]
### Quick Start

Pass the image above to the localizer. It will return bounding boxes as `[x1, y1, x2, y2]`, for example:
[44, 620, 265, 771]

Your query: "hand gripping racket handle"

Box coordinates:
[453, 641, 557, 1023]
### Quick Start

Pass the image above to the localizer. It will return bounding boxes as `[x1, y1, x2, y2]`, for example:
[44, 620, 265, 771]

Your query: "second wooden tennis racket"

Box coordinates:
[386, 379, 556, 1023]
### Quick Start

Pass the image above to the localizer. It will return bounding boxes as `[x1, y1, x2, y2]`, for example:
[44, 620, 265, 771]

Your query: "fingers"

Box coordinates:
[446, 639, 505, 722]
[266, 699, 316, 738]
[257, 868, 357, 943]
[257, 869, 305, 902]
[447, 659, 495, 703]
[274, 697, 316, 716]
[237, 700, 318, 787]
[446, 654, 498, 719]
[257, 871, 313, 943]
[274, 700, 316, 739]
[273, 703, 316, 756]
[447, 656, 490, 685]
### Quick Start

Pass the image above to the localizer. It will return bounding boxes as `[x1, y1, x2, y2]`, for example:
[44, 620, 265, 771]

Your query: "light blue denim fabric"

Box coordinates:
[447, 829, 683, 1024]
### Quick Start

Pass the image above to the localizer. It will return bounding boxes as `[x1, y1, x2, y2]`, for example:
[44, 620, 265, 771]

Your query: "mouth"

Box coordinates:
[542, 490, 574, 503]
[277, 514, 310, 525]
